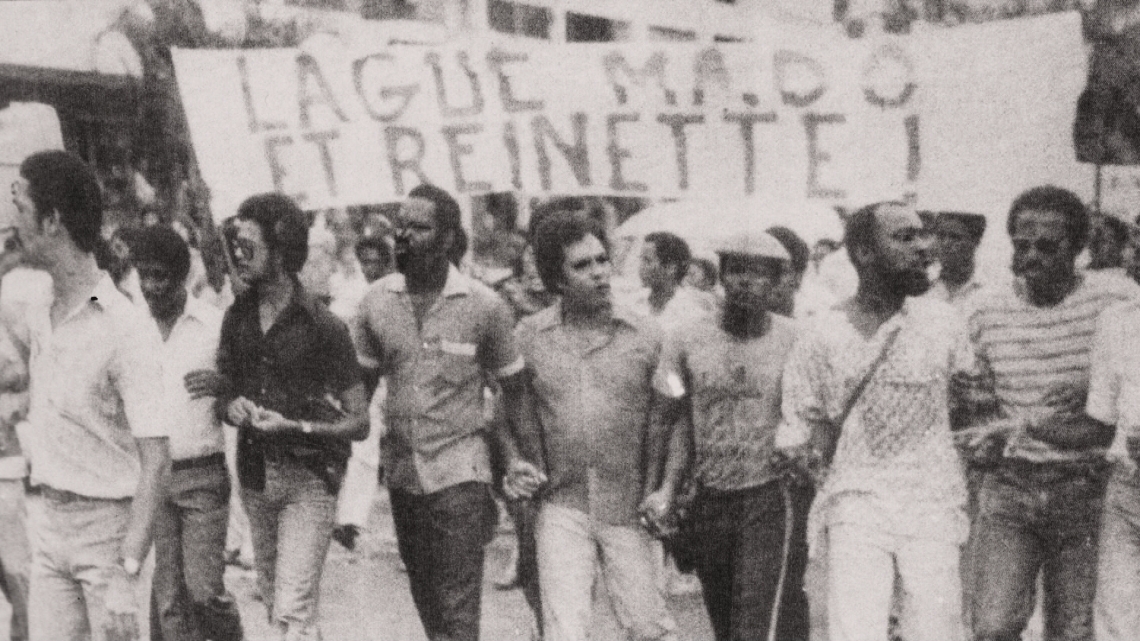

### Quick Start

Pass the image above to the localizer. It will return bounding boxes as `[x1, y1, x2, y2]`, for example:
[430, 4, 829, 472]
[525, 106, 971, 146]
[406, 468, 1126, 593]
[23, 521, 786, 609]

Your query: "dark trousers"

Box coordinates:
[689, 480, 812, 641]
[390, 482, 496, 641]
[505, 498, 543, 632]
[151, 457, 243, 641]
[971, 465, 1105, 641]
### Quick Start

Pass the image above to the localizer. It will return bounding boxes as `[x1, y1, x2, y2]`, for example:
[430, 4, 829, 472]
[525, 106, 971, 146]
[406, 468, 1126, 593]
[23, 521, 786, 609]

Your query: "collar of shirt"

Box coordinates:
[230, 277, 325, 327]
[382, 264, 471, 299]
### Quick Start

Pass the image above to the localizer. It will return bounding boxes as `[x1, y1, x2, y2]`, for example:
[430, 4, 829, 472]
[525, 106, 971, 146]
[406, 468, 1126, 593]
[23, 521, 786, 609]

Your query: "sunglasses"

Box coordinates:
[227, 237, 257, 262]
[1011, 237, 1064, 256]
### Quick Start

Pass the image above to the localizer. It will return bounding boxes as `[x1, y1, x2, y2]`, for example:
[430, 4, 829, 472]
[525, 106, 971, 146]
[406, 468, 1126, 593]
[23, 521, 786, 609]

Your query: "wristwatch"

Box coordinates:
[121, 557, 140, 577]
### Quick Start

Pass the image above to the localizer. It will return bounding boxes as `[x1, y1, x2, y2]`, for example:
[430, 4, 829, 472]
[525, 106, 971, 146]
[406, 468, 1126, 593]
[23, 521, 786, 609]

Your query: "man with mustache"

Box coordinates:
[513, 208, 678, 641]
[644, 230, 810, 641]
[353, 184, 538, 641]
[967, 186, 1138, 641]
[782, 200, 976, 641]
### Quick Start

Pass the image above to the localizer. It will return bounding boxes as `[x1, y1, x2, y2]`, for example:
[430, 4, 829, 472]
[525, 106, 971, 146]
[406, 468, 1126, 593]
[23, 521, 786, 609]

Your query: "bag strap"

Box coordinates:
[828, 324, 902, 454]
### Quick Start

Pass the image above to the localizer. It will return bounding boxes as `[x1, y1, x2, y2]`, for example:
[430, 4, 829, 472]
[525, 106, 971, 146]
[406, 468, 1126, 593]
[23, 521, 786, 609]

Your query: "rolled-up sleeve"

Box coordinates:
[481, 298, 524, 379]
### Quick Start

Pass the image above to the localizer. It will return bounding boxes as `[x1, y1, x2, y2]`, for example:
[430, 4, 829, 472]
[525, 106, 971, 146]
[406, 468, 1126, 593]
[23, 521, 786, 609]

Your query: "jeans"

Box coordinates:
[151, 459, 242, 641]
[826, 505, 963, 641]
[0, 480, 29, 641]
[688, 481, 812, 641]
[27, 493, 142, 641]
[241, 458, 337, 641]
[535, 503, 677, 641]
[1094, 465, 1140, 641]
[971, 466, 1105, 641]
[389, 482, 496, 641]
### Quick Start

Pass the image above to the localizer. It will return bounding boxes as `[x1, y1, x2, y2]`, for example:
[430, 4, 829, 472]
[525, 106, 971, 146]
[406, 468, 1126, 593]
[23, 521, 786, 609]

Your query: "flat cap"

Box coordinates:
[715, 230, 791, 261]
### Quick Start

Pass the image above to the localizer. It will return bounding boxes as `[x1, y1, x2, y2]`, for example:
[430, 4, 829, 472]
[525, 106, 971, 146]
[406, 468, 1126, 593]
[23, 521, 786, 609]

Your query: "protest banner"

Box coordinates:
[173, 11, 1090, 222]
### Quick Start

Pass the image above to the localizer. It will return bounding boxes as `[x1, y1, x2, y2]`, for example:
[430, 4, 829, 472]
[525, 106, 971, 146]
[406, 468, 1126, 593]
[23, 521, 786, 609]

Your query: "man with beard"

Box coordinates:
[966, 186, 1137, 641]
[353, 184, 538, 641]
[132, 226, 242, 641]
[218, 193, 369, 641]
[513, 209, 678, 641]
[781, 201, 975, 641]
[643, 231, 811, 641]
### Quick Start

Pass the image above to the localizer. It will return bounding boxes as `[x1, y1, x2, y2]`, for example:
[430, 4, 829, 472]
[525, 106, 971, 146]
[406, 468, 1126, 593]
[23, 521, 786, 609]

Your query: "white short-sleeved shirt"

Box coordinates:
[1087, 300, 1140, 467]
[19, 274, 169, 498]
[158, 296, 225, 462]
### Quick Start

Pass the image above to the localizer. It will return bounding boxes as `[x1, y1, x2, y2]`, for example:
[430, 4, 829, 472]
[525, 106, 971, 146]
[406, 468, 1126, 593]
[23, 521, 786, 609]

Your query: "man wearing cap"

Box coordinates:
[781, 201, 976, 641]
[514, 207, 678, 641]
[644, 231, 809, 641]
[926, 211, 988, 309]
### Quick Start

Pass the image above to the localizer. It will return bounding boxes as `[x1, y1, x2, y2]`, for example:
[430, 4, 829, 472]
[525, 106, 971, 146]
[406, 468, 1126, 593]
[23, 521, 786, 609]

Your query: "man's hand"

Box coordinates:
[638, 488, 674, 532]
[102, 564, 140, 641]
[1041, 386, 1087, 418]
[184, 370, 224, 400]
[224, 397, 258, 427]
[249, 407, 296, 433]
[503, 459, 546, 500]
[769, 449, 815, 487]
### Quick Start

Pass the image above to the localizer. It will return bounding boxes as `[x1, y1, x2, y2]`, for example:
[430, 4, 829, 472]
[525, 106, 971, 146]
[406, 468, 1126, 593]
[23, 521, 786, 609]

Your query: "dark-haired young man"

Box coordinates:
[3, 150, 171, 641]
[927, 211, 988, 308]
[515, 208, 678, 641]
[132, 226, 242, 641]
[637, 231, 710, 330]
[353, 184, 536, 641]
[218, 193, 369, 641]
[967, 186, 1139, 641]
[782, 201, 975, 641]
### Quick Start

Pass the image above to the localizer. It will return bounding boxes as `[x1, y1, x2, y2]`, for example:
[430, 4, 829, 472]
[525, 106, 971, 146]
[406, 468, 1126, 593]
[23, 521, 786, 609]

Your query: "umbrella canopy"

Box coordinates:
[611, 196, 844, 291]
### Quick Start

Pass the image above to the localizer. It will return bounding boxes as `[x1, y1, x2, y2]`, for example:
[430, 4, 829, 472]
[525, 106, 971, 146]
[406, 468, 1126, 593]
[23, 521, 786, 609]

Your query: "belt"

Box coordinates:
[29, 485, 129, 504]
[172, 452, 226, 473]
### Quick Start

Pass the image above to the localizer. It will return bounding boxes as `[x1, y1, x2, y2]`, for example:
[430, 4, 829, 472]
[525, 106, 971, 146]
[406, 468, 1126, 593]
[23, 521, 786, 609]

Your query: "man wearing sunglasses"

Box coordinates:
[966, 186, 1140, 641]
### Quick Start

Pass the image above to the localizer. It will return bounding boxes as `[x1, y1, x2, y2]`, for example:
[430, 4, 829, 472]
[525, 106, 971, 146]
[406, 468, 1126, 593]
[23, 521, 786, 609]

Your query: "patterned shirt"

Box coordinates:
[354, 266, 523, 494]
[654, 312, 797, 491]
[782, 297, 974, 547]
[516, 303, 662, 526]
[969, 274, 1139, 464]
[18, 274, 170, 498]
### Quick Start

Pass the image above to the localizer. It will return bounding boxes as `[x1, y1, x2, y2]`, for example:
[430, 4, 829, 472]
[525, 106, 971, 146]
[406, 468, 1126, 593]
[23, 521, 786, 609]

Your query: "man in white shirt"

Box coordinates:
[132, 226, 242, 641]
[4, 150, 170, 641]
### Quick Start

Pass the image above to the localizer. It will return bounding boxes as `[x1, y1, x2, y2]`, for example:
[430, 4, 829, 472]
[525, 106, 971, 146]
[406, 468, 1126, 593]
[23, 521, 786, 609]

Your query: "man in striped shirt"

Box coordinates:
[967, 186, 1138, 641]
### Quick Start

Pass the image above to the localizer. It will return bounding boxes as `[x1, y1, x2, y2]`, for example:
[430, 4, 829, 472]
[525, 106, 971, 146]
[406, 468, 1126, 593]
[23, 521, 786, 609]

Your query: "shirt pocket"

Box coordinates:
[437, 343, 481, 386]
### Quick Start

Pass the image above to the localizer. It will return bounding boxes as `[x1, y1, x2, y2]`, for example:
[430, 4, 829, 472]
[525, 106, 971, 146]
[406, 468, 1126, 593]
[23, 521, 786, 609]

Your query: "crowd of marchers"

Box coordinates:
[0, 149, 1139, 641]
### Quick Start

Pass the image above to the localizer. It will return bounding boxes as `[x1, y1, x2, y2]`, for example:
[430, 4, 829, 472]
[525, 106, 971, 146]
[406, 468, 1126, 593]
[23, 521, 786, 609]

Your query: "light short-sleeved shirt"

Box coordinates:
[158, 296, 225, 462]
[782, 297, 975, 548]
[654, 312, 797, 491]
[1087, 300, 1140, 468]
[19, 273, 169, 498]
[631, 286, 715, 333]
[516, 302, 662, 526]
[354, 266, 523, 494]
[969, 274, 1139, 464]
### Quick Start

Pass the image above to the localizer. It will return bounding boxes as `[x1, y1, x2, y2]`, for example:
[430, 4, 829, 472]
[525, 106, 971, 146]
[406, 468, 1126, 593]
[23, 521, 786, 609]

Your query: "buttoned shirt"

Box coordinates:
[218, 282, 362, 491]
[18, 274, 169, 498]
[782, 298, 975, 548]
[516, 302, 662, 526]
[354, 266, 523, 494]
[655, 312, 797, 491]
[158, 296, 225, 462]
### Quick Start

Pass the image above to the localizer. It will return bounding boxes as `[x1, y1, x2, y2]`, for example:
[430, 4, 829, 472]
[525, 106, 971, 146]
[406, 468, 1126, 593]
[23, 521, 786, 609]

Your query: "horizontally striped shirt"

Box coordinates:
[969, 274, 1139, 463]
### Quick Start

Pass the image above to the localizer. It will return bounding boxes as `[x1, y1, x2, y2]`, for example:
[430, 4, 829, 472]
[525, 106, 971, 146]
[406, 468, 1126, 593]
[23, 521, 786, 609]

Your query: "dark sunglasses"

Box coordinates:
[227, 237, 257, 261]
[1011, 237, 1063, 256]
